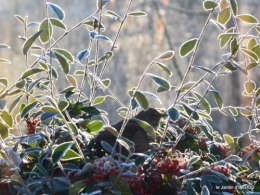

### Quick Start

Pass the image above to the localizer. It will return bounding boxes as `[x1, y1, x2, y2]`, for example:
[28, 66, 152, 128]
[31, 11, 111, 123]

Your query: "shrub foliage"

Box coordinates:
[0, 0, 260, 195]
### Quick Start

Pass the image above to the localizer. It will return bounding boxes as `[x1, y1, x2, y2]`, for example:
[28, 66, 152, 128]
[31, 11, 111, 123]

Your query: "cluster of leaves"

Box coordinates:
[0, 0, 260, 195]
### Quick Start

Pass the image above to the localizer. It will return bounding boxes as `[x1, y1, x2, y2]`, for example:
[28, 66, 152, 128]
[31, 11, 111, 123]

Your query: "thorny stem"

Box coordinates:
[159, 3, 217, 148]
[171, 2, 216, 108]
[88, 0, 134, 106]
[90, 1, 103, 104]
[98, 0, 134, 84]
[75, 40, 93, 107]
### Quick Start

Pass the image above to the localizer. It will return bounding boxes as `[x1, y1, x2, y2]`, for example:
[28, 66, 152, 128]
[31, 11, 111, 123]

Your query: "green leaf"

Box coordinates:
[102, 79, 111, 87]
[68, 122, 78, 135]
[104, 125, 118, 137]
[22, 30, 43, 54]
[0, 78, 8, 87]
[0, 58, 11, 64]
[247, 38, 258, 49]
[35, 163, 49, 177]
[74, 70, 84, 75]
[0, 44, 11, 50]
[218, 33, 240, 39]
[0, 122, 9, 140]
[197, 111, 212, 120]
[77, 49, 90, 61]
[62, 149, 81, 160]
[28, 77, 46, 92]
[182, 103, 199, 120]
[9, 95, 23, 114]
[110, 174, 131, 193]
[87, 120, 103, 132]
[69, 180, 86, 195]
[117, 137, 132, 152]
[39, 19, 53, 43]
[146, 73, 170, 90]
[223, 134, 236, 149]
[52, 142, 74, 164]
[244, 81, 256, 94]
[49, 18, 66, 30]
[203, 0, 218, 11]
[202, 174, 222, 184]
[230, 37, 239, 57]
[58, 100, 69, 111]
[53, 48, 74, 62]
[167, 107, 180, 121]
[142, 91, 162, 104]
[81, 106, 101, 115]
[156, 50, 175, 60]
[101, 141, 113, 153]
[201, 186, 210, 195]
[224, 62, 237, 71]
[105, 10, 121, 20]
[237, 133, 250, 149]
[219, 28, 234, 48]
[51, 67, 58, 79]
[38, 61, 48, 69]
[21, 101, 38, 119]
[251, 45, 260, 59]
[193, 92, 211, 114]
[132, 118, 156, 139]
[179, 38, 197, 57]
[11, 175, 23, 184]
[228, 106, 238, 116]
[188, 156, 200, 166]
[237, 14, 258, 24]
[230, 0, 238, 15]
[210, 90, 223, 109]
[198, 125, 213, 141]
[129, 11, 147, 16]
[246, 62, 260, 70]
[41, 112, 58, 121]
[66, 74, 77, 87]
[21, 68, 45, 79]
[54, 51, 70, 74]
[156, 62, 172, 76]
[93, 96, 106, 105]
[256, 97, 260, 108]
[1, 111, 13, 128]
[47, 2, 65, 20]
[7, 89, 22, 96]
[187, 182, 198, 195]
[134, 91, 149, 110]
[240, 107, 253, 116]
[217, 7, 231, 25]
[41, 106, 59, 113]
[15, 79, 25, 89]
[241, 48, 259, 61]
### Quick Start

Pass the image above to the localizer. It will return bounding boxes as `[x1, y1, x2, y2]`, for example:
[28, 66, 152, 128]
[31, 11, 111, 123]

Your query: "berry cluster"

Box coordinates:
[204, 164, 231, 177]
[0, 182, 8, 190]
[146, 172, 162, 195]
[240, 140, 260, 158]
[198, 139, 207, 146]
[175, 118, 188, 128]
[157, 158, 180, 176]
[216, 143, 231, 158]
[122, 174, 144, 195]
[26, 118, 40, 134]
[76, 166, 120, 187]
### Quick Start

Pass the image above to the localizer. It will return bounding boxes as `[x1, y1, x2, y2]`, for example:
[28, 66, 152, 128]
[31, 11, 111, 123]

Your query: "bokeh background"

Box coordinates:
[0, 0, 260, 136]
